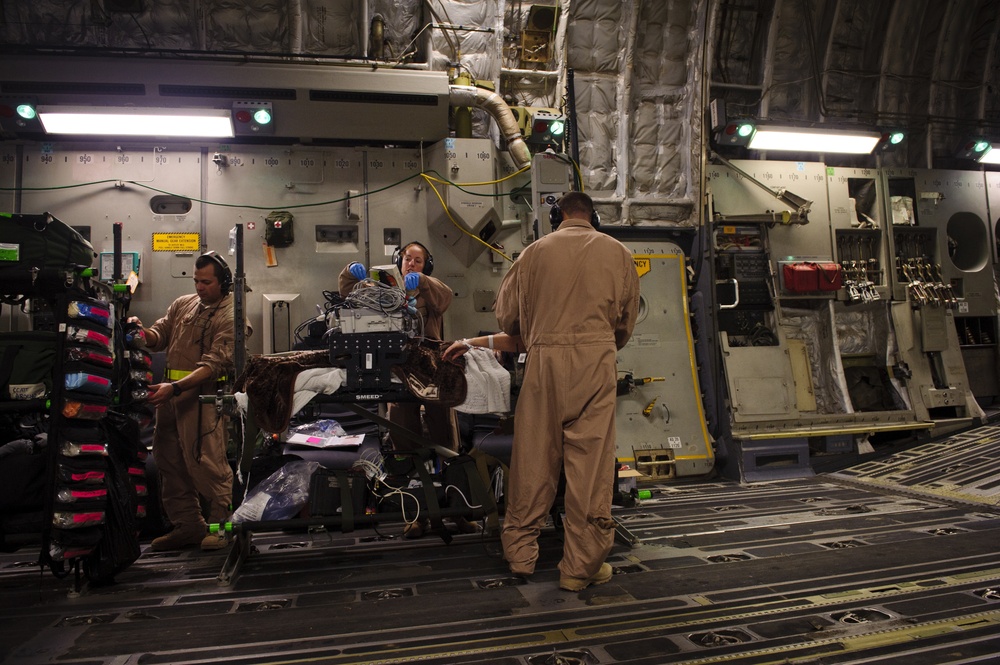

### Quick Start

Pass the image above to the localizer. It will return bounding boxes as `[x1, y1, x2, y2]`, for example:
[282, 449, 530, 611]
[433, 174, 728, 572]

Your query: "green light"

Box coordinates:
[974, 140, 990, 153]
[253, 108, 273, 125]
[549, 119, 565, 136]
[737, 123, 754, 138]
[889, 131, 904, 145]
[15, 104, 36, 120]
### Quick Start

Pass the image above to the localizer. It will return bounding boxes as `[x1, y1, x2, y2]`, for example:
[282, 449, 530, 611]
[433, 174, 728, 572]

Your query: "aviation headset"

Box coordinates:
[549, 202, 601, 230]
[200, 251, 233, 296]
[392, 241, 435, 276]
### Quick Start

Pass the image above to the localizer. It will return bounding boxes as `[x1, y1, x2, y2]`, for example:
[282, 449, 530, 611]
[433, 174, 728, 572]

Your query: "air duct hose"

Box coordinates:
[448, 85, 532, 170]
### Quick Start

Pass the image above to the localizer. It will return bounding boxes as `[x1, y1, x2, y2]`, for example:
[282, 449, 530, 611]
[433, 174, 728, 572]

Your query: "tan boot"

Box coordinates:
[200, 529, 231, 551]
[150, 524, 205, 551]
[559, 562, 614, 592]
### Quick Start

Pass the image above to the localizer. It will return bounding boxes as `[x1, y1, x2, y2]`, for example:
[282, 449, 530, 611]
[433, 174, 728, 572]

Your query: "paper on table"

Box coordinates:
[285, 433, 365, 449]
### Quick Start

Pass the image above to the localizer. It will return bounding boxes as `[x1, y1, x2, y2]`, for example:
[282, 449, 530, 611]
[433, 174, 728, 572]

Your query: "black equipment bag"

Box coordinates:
[0, 212, 96, 270]
[0, 331, 58, 400]
[307, 468, 369, 532]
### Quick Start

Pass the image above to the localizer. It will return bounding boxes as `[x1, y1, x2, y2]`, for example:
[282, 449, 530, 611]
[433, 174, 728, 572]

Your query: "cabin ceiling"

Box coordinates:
[1, 0, 999, 221]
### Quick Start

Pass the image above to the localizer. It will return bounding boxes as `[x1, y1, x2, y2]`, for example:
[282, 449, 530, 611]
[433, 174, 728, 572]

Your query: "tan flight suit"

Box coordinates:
[495, 217, 640, 579]
[147, 294, 237, 529]
[338, 265, 456, 450]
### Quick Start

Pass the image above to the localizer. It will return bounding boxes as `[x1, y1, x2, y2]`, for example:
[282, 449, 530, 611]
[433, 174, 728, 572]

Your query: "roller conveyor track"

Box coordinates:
[2, 423, 999, 664]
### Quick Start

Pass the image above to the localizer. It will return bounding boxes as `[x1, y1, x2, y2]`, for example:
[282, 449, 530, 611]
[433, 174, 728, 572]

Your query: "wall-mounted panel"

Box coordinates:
[708, 160, 833, 267]
[14, 144, 204, 328]
[911, 170, 994, 317]
[827, 166, 889, 302]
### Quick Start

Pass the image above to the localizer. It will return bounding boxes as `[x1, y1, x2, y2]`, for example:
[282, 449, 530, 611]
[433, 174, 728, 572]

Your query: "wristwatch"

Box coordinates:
[171, 382, 184, 396]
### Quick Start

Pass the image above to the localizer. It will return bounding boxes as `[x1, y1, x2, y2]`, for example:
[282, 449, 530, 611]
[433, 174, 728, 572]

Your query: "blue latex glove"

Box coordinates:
[348, 262, 367, 280]
[404, 272, 421, 291]
[407, 297, 417, 316]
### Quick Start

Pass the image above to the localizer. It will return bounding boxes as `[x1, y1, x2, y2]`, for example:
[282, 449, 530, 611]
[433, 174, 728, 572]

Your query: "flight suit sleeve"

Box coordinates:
[494, 260, 522, 337]
[338, 264, 360, 297]
[144, 300, 178, 353]
[416, 274, 453, 316]
[614, 254, 641, 350]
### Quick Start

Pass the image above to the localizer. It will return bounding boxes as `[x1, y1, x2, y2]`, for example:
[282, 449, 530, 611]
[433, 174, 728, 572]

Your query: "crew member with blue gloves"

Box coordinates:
[338, 242, 466, 538]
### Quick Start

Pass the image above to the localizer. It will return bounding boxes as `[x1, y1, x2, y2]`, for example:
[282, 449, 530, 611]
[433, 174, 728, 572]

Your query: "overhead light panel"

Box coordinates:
[0, 97, 43, 132]
[526, 109, 566, 149]
[978, 145, 1000, 164]
[232, 101, 274, 135]
[747, 126, 882, 154]
[957, 138, 994, 161]
[37, 106, 235, 138]
[715, 120, 756, 147]
[874, 130, 906, 152]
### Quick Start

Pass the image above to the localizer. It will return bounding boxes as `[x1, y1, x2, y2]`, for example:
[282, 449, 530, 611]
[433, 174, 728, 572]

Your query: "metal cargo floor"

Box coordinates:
[2, 424, 1000, 664]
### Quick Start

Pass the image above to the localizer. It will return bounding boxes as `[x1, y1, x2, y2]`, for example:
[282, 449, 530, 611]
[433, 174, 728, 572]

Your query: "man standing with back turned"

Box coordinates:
[495, 191, 640, 591]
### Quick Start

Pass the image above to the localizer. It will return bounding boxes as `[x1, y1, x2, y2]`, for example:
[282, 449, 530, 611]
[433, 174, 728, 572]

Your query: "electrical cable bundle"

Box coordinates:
[345, 278, 409, 314]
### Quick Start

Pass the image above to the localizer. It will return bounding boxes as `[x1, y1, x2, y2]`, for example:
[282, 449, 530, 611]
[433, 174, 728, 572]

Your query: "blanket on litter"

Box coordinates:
[235, 350, 332, 433]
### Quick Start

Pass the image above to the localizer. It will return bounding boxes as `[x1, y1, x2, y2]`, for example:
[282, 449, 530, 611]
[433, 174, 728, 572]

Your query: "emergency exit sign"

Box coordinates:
[633, 258, 651, 277]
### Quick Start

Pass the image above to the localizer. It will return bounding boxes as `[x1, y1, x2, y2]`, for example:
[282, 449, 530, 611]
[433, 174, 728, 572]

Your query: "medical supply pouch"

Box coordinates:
[125, 348, 152, 370]
[65, 320, 113, 352]
[0, 212, 96, 270]
[67, 297, 112, 327]
[52, 509, 106, 529]
[66, 345, 114, 368]
[61, 392, 111, 420]
[48, 527, 103, 561]
[60, 423, 109, 457]
[122, 321, 146, 349]
[56, 456, 107, 485]
[63, 362, 114, 396]
[0, 331, 57, 400]
[55, 486, 108, 508]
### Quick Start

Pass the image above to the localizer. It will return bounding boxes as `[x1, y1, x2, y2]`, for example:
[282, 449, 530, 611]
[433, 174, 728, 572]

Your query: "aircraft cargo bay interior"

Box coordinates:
[1, 1, 1000, 663]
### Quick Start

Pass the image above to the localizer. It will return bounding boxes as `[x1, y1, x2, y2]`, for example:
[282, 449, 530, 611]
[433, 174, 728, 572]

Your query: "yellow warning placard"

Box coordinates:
[633, 258, 651, 278]
[151, 233, 200, 252]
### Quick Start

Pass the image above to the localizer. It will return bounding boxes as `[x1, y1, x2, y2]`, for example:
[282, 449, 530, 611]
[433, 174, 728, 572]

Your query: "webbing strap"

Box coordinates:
[337, 470, 354, 533]
[469, 448, 502, 535]
[415, 459, 450, 544]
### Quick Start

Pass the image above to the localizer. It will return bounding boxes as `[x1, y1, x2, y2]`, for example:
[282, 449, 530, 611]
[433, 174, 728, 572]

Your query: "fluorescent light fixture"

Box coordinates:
[978, 145, 1000, 164]
[38, 106, 235, 138]
[747, 126, 882, 154]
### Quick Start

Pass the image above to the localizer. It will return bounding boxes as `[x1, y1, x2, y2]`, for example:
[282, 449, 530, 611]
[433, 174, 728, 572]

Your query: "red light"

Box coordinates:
[0, 105, 14, 118]
[724, 123, 737, 135]
[234, 110, 252, 124]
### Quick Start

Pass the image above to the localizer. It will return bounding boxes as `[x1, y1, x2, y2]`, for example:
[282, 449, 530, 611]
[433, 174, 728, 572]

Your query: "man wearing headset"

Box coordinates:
[340, 241, 468, 538]
[494, 191, 640, 591]
[129, 251, 245, 551]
